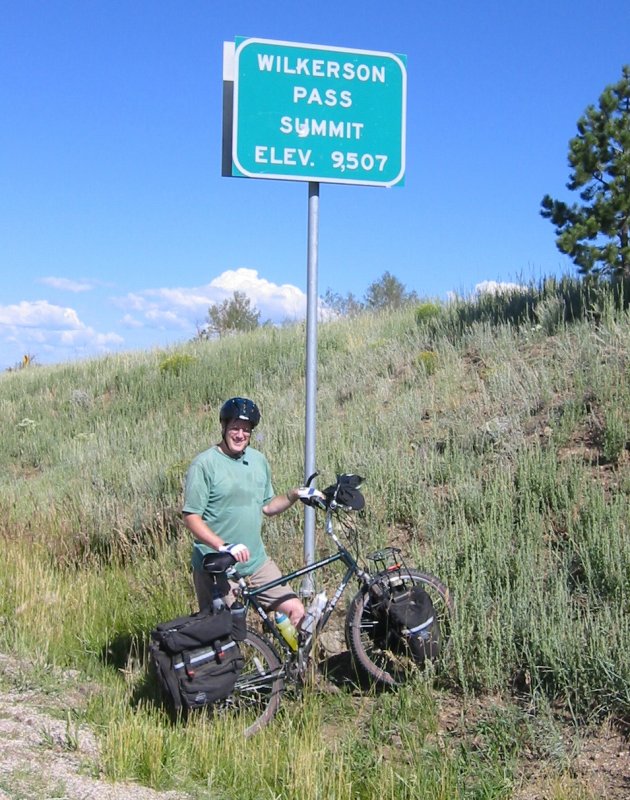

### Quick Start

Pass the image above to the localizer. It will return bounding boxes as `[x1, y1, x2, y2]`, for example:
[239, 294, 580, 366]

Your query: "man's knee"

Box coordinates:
[277, 596, 305, 627]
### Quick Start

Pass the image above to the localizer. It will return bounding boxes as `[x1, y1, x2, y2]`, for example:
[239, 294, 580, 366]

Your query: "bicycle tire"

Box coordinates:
[213, 629, 284, 737]
[345, 569, 454, 687]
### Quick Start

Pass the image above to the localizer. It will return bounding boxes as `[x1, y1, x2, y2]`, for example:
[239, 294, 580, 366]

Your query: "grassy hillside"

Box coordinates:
[0, 278, 628, 799]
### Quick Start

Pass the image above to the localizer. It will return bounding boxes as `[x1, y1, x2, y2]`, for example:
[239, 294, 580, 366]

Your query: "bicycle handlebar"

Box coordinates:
[305, 471, 319, 487]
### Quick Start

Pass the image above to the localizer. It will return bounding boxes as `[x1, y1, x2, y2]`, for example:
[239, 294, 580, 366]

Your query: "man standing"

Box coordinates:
[183, 396, 312, 627]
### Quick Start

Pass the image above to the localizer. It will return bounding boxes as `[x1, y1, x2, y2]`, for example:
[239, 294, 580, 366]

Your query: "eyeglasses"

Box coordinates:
[226, 422, 252, 435]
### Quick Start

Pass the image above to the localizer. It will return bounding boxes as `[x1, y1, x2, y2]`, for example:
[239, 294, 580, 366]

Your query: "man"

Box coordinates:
[182, 396, 317, 628]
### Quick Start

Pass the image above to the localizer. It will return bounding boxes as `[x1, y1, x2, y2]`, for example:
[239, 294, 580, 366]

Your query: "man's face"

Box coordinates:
[223, 418, 252, 456]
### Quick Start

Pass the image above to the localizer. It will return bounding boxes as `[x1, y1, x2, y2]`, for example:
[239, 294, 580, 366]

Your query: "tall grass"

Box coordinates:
[422, 273, 630, 339]
[0, 275, 628, 796]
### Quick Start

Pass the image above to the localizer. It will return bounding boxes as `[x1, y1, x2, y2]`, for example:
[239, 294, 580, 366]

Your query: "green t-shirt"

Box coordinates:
[182, 444, 274, 577]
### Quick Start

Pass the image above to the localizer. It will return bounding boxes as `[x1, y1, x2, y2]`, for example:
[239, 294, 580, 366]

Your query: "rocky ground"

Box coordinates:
[0, 654, 192, 800]
[0, 652, 628, 800]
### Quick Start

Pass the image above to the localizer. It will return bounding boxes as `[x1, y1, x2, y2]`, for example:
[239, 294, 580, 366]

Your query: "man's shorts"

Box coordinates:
[193, 558, 298, 612]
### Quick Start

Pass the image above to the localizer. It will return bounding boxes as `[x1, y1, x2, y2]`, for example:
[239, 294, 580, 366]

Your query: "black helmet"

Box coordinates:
[219, 397, 261, 429]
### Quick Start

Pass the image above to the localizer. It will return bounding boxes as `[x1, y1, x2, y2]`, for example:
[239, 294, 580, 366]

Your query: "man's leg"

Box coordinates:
[247, 560, 305, 627]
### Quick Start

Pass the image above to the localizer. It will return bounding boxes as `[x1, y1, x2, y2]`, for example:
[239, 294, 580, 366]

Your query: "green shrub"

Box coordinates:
[602, 409, 628, 465]
[158, 353, 196, 375]
[415, 302, 442, 325]
[416, 349, 438, 375]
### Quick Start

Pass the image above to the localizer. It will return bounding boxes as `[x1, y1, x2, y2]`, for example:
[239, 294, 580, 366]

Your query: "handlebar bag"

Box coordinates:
[386, 585, 441, 666]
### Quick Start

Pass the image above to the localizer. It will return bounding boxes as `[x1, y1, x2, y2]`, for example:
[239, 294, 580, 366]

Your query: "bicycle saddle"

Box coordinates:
[202, 551, 236, 573]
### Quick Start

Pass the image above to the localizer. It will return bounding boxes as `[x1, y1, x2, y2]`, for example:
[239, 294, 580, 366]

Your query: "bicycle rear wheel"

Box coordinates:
[213, 629, 284, 737]
[345, 570, 454, 687]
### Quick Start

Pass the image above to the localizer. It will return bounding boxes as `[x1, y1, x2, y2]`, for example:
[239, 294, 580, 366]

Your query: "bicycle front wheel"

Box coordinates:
[345, 570, 454, 687]
[213, 629, 284, 737]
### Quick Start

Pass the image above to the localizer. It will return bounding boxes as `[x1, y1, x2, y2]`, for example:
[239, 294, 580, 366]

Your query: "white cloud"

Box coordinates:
[114, 268, 308, 330]
[144, 308, 190, 329]
[0, 300, 83, 329]
[446, 280, 528, 304]
[120, 314, 144, 329]
[39, 276, 96, 292]
[212, 268, 306, 319]
[144, 287, 216, 310]
[117, 292, 152, 312]
[474, 280, 527, 295]
[0, 300, 123, 368]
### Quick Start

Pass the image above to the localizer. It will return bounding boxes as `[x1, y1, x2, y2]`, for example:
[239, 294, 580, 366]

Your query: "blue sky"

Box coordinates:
[1, 1, 629, 369]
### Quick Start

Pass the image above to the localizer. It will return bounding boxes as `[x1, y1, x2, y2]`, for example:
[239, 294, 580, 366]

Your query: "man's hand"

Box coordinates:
[219, 542, 250, 562]
[296, 487, 326, 507]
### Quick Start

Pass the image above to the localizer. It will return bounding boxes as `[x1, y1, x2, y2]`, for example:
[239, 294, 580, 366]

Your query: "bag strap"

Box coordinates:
[175, 639, 236, 676]
[182, 650, 195, 679]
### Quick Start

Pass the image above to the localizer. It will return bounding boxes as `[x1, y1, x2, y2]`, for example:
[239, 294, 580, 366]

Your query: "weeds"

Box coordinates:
[0, 277, 628, 796]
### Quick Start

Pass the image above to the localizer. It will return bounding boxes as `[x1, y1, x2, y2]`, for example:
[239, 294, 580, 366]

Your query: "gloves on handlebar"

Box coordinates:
[296, 487, 327, 507]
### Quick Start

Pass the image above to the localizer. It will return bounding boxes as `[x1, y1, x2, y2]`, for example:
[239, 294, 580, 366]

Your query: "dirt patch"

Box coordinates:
[0, 655, 190, 800]
[436, 695, 630, 800]
[569, 724, 630, 800]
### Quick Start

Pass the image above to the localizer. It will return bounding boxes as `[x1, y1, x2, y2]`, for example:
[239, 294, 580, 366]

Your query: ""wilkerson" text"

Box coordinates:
[257, 54, 386, 83]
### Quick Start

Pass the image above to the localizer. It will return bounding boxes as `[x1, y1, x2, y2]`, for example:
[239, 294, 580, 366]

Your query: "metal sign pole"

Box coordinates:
[301, 181, 319, 597]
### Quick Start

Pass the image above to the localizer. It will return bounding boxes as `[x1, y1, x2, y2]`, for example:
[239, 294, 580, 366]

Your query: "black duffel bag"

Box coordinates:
[150, 607, 244, 714]
[385, 584, 441, 666]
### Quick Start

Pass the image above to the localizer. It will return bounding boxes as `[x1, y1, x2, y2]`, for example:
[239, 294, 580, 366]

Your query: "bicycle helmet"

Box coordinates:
[219, 397, 261, 429]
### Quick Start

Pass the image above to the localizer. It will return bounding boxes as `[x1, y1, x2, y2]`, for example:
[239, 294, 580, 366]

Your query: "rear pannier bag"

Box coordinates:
[385, 584, 441, 665]
[150, 608, 244, 713]
[153, 608, 233, 653]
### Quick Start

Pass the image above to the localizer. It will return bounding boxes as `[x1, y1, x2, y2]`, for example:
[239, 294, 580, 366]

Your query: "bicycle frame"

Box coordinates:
[189, 477, 454, 737]
[232, 506, 371, 662]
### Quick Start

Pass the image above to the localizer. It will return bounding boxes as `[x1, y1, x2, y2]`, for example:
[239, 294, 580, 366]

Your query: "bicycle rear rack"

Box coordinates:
[366, 546, 413, 593]
[367, 545, 402, 571]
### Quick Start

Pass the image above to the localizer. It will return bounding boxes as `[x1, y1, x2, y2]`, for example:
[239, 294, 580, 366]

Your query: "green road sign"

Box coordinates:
[231, 37, 406, 187]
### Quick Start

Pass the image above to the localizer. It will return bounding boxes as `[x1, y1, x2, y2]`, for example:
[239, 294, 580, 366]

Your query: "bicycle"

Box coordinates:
[202, 473, 454, 737]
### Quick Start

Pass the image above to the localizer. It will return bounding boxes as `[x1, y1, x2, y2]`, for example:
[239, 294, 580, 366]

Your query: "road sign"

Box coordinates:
[229, 37, 407, 187]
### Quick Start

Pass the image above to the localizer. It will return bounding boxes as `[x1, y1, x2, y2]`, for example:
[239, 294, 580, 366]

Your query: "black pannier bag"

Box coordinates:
[385, 584, 441, 665]
[153, 608, 233, 652]
[149, 607, 244, 713]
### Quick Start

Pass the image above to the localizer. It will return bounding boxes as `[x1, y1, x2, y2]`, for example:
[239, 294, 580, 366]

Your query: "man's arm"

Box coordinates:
[262, 489, 299, 517]
[262, 486, 325, 517]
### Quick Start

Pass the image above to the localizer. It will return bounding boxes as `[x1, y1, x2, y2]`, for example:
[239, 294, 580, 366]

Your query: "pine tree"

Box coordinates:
[541, 65, 630, 277]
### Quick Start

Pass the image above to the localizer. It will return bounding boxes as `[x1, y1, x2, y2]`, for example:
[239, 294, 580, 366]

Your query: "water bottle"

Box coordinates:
[274, 611, 298, 651]
[300, 591, 328, 635]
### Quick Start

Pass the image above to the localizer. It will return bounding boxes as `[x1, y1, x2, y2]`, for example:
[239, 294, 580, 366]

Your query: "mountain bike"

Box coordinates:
[203, 473, 454, 737]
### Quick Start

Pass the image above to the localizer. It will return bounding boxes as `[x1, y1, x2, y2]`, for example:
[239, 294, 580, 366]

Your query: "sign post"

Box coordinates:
[223, 38, 407, 592]
[303, 182, 319, 592]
